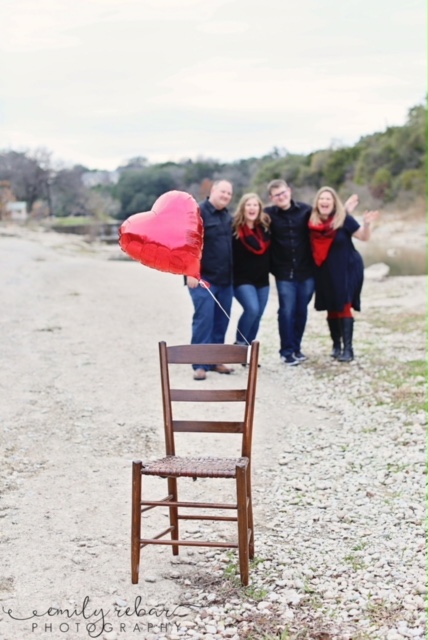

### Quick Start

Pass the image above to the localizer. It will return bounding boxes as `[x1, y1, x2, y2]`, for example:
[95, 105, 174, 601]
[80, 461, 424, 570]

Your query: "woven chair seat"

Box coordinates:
[141, 455, 248, 478]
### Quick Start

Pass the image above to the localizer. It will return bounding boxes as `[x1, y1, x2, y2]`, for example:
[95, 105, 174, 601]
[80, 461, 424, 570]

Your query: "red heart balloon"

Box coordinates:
[119, 191, 203, 279]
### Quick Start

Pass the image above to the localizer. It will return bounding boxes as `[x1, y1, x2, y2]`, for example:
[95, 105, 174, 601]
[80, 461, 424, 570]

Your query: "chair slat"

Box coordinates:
[140, 500, 237, 509]
[171, 389, 247, 402]
[140, 538, 239, 549]
[173, 420, 244, 433]
[167, 343, 249, 364]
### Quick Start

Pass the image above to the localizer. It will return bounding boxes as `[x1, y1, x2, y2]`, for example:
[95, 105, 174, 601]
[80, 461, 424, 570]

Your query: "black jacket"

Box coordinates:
[264, 200, 315, 281]
[199, 198, 233, 285]
[232, 230, 270, 288]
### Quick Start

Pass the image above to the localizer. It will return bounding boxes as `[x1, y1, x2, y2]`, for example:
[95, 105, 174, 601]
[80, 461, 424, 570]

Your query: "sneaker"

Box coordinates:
[193, 368, 207, 380]
[293, 351, 307, 361]
[281, 355, 300, 366]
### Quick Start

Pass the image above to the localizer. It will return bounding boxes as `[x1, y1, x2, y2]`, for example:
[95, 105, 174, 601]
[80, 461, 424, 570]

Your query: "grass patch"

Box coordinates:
[309, 346, 427, 414]
[374, 359, 428, 412]
[386, 462, 410, 473]
[222, 552, 270, 601]
[405, 359, 428, 376]
[48, 216, 116, 227]
[50, 216, 96, 227]
[365, 598, 403, 626]
[344, 553, 366, 571]
[365, 312, 426, 333]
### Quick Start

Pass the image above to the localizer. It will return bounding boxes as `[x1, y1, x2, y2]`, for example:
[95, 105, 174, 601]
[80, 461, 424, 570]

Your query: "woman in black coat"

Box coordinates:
[232, 193, 271, 346]
[308, 187, 379, 362]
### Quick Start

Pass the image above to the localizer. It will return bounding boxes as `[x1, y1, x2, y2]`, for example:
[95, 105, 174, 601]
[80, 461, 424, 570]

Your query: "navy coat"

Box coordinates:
[314, 215, 364, 312]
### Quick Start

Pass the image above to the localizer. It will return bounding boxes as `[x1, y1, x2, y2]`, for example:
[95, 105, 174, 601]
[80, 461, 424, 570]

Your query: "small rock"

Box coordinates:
[205, 625, 217, 634]
[114, 598, 127, 608]
[364, 262, 390, 280]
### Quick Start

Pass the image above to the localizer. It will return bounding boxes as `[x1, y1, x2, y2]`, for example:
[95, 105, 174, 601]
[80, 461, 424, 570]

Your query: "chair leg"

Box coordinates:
[236, 464, 250, 586]
[167, 477, 179, 555]
[131, 461, 142, 584]
[246, 469, 255, 559]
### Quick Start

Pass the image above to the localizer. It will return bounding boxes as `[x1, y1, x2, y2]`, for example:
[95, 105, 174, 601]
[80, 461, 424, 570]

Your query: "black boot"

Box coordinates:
[327, 318, 342, 359]
[338, 318, 354, 362]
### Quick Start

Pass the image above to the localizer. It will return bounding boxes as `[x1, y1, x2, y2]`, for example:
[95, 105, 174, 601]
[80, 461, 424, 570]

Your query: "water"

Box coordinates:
[360, 244, 427, 276]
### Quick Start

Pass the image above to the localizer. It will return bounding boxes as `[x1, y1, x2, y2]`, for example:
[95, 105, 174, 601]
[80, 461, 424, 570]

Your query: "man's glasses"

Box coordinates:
[271, 189, 289, 199]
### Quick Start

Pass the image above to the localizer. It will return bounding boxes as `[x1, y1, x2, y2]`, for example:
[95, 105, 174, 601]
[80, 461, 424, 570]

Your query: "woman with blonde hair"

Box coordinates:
[308, 187, 379, 362]
[232, 192, 271, 347]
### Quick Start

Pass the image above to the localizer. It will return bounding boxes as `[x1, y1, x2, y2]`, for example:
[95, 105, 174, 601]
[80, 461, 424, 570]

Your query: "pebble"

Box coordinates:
[153, 331, 428, 640]
[3, 262, 426, 640]
[205, 625, 217, 634]
[113, 598, 127, 607]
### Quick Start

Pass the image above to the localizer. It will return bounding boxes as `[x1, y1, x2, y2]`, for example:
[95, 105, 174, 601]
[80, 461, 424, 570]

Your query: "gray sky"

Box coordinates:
[1, 0, 426, 170]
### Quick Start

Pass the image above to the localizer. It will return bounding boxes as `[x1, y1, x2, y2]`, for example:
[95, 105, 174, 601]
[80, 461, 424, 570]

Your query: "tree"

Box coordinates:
[251, 153, 308, 193]
[113, 167, 179, 219]
[370, 167, 393, 200]
[323, 147, 360, 188]
[182, 158, 224, 186]
[86, 190, 120, 220]
[118, 156, 149, 171]
[51, 166, 90, 217]
[0, 150, 49, 210]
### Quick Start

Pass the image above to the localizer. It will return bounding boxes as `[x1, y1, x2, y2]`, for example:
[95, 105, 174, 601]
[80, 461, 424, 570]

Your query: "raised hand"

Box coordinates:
[344, 193, 359, 214]
[363, 210, 380, 226]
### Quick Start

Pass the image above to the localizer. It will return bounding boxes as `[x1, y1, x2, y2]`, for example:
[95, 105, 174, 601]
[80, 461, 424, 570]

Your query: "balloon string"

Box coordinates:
[199, 280, 250, 346]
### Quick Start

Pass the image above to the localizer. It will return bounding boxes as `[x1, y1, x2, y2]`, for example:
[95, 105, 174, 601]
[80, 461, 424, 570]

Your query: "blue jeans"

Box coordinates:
[188, 283, 233, 370]
[275, 277, 315, 357]
[234, 284, 269, 345]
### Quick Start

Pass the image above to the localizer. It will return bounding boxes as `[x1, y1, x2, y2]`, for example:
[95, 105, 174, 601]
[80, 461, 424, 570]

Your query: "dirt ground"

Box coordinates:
[0, 226, 290, 639]
[0, 224, 426, 640]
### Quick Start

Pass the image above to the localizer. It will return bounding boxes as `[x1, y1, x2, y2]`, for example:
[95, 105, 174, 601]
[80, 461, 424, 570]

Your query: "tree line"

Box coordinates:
[0, 101, 426, 221]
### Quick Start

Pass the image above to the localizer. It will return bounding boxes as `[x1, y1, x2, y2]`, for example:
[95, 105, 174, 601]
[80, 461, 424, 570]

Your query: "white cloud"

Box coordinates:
[154, 56, 411, 114]
[0, 0, 426, 169]
[1, 0, 231, 52]
[197, 21, 249, 35]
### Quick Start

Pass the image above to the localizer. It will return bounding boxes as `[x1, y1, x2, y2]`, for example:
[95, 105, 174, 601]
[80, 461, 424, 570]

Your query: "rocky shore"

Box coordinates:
[0, 225, 426, 640]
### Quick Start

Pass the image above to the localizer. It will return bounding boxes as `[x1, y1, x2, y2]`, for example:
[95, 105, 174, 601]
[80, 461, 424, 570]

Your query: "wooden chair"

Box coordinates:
[131, 340, 259, 586]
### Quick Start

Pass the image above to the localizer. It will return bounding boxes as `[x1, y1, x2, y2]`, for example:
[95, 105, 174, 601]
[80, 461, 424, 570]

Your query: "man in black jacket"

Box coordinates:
[265, 179, 315, 366]
[187, 180, 234, 380]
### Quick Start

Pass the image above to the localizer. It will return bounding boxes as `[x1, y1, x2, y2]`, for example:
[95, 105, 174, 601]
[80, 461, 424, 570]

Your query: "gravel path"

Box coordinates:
[0, 226, 426, 640]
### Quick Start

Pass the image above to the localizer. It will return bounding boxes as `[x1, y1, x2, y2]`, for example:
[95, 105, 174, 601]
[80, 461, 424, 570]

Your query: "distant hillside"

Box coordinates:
[0, 101, 426, 220]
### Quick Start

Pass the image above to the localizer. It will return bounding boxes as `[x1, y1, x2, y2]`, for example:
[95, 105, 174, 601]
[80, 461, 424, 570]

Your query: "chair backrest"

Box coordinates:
[158, 341, 260, 459]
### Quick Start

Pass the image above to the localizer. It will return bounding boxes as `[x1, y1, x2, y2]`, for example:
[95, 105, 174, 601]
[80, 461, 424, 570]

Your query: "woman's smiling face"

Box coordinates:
[317, 190, 335, 217]
[244, 197, 260, 225]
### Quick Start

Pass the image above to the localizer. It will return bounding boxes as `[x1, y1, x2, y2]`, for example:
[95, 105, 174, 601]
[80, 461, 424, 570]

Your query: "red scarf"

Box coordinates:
[238, 225, 271, 255]
[308, 218, 337, 266]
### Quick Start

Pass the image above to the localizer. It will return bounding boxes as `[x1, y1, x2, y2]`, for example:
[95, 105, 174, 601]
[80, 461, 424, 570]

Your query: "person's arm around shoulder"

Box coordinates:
[353, 210, 380, 242]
